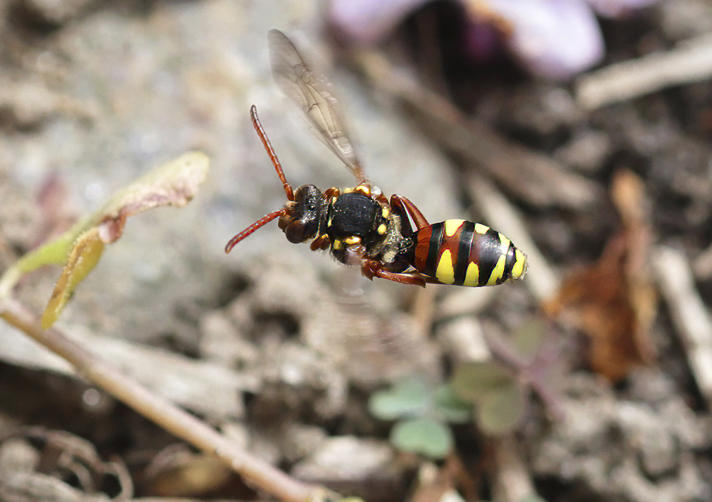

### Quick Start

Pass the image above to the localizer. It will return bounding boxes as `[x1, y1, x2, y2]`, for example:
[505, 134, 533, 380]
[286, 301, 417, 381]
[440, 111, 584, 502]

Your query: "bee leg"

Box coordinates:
[310, 234, 330, 251]
[361, 259, 427, 287]
[390, 194, 429, 230]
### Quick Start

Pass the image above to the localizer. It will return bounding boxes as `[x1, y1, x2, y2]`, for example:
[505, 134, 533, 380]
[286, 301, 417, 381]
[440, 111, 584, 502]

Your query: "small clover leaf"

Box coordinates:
[451, 361, 526, 435]
[432, 385, 471, 424]
[476, 378, 526, 436]
[451, 361, 514, 403]
[368, 376, 429, 420]
[390, 417, 453, 459]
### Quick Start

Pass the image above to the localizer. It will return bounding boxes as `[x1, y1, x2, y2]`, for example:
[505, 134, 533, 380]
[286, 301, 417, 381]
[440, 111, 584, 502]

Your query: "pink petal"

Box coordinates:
[329, 0, 433, 44]
[585, 0, 660, 18]
[469, 0, 605, 79]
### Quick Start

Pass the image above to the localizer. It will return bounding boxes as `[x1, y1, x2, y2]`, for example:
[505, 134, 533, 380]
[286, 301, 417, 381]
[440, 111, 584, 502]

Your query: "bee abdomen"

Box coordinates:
[413, 219, 526, 287]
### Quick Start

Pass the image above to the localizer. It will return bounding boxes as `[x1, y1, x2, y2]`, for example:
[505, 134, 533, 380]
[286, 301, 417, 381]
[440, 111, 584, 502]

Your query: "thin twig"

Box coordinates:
[0, 298, 331, 502]
[652, 246, 712, 409]
[0, 323, 257, 420]
[576, 34, 712, 109]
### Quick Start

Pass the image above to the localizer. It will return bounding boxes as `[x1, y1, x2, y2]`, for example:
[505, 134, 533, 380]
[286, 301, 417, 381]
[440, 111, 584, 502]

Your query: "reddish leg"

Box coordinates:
[361, 259, 427, 287]
[250, 105, 294, 201]
[343, 242, 427, 287]
[310, 234, 331, 251]
[390, 194, 429, 230]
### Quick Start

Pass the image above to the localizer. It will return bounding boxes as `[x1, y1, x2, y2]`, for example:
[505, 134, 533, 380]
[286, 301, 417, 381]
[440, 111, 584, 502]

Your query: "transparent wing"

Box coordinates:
[268, 29, 366, 182]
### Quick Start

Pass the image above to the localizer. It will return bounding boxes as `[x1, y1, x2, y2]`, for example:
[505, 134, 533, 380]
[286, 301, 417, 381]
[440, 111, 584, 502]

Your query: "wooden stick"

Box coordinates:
[352, 50, 601, 210]
[0, 298, 330, 502]
[577, 34, 712, 109]
[652, 246, 712, 408]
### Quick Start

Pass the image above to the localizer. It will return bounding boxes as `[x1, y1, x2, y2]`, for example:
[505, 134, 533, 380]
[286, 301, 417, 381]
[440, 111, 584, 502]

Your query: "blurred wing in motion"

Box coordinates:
[268, 29, 366, 182]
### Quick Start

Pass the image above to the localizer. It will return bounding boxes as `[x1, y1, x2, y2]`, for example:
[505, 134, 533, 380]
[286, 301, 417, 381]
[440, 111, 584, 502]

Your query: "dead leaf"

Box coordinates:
[0, 151, 211, 326]
[544, 170, 656, 381]
[144, 447, 233, 497]
[96, 151, 210, 243]
[0, 427, 132, 499]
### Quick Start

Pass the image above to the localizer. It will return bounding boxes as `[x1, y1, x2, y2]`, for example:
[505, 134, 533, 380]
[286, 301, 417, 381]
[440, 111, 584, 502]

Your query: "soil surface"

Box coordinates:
[0, 1, 711, 502]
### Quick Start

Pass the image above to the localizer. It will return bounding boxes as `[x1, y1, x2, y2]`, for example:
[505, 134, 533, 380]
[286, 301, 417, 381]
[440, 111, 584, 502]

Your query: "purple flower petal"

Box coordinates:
[585, 0, 660, 18]
[471, 0, 604, 79]
[329, 0, 433, 45]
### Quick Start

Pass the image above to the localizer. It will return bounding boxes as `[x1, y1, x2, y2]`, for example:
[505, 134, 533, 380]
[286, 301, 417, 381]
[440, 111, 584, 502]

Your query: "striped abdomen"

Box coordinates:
[412, 219, 526, 287]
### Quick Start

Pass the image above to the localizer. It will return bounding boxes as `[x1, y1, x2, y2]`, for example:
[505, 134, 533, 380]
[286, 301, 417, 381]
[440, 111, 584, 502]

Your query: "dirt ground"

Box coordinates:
[1, 1, 711, 502]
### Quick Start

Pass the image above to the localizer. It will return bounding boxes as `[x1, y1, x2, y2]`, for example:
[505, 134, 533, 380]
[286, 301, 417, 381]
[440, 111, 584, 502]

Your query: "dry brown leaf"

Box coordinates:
[144, 448, 233, 497]
[34, 151, 210, 328]
[96, 151, 210, 243]
[544, 170, 656, 381]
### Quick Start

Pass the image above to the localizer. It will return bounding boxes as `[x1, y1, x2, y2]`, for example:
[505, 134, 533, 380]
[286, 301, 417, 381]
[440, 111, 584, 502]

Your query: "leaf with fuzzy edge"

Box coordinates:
[390, 417, 453, 459]
[450, 361, 514, 403]
[517, 496, 547, 502]
[369, 376, 430, 420]
[451, 360, 526, 435]
[432, 384, 472, 424]
[476, 379, 526, 436]
[0, 152, 210, 326]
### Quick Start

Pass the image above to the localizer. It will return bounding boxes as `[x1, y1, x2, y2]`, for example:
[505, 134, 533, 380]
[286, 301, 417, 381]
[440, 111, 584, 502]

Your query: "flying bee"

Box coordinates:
[225, 30, 527, 288]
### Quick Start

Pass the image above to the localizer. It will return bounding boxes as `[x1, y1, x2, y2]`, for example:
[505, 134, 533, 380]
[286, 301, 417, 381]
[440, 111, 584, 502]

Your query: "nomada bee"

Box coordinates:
[225, 30, 527, 288]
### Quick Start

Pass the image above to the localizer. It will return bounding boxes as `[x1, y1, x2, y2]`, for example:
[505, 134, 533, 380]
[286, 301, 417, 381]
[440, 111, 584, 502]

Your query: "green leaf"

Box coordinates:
[41, 227, 105, 329]
[369, 377, 430, 420]
[512, 318, 547, 358]
[476, 379, 526, 436]
[517, 496, 547, 502]
[0, 152, 210, 327]
[433, 385, 472, 424]
[390, 417, 453, 459]
[450, 361, 514, 403]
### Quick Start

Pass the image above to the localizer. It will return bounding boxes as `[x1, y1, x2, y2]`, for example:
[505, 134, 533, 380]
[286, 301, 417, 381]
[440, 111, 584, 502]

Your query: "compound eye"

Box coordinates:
[285, 217, 319, 243]
[285, 221, 308, 243]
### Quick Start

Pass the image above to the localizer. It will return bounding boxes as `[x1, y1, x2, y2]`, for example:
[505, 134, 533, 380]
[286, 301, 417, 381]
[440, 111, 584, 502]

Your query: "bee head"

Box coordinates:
[278, 184, 322, 243]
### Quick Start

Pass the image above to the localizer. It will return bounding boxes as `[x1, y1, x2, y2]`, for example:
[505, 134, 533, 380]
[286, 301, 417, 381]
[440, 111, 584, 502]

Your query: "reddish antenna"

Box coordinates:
[250, 105, 294, 201]
[225, 209, 285, 253]
[224, 106, 294, 254]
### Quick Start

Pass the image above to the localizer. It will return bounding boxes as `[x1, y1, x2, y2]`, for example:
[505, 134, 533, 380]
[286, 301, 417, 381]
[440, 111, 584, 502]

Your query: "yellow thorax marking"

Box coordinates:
[332, 239, 342, 250]
[377, 223, 387, 235]
[344, 235, 361, 245]
[355, 184, 371, 196]
[381, 206, 390, 218]
[435, 250, 456, 284]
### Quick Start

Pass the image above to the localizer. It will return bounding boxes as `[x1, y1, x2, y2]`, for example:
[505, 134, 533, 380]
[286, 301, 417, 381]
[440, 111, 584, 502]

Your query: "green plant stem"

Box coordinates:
[0, 229, 76, 297]
[0, 298, 331, 502]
